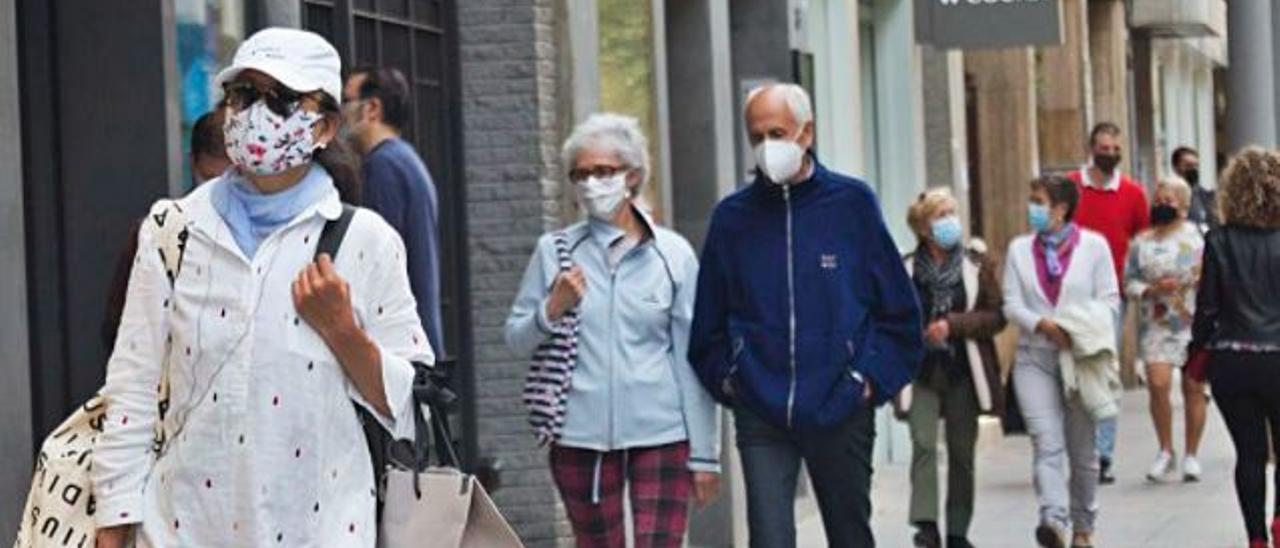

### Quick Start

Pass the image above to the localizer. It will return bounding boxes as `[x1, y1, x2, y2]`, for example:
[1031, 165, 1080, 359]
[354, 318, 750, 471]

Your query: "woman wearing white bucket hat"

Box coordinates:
[93, 28, 432, 547]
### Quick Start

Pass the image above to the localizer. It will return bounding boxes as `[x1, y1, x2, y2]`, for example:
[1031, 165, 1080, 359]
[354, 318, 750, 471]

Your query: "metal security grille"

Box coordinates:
[301, 0, 474, 467]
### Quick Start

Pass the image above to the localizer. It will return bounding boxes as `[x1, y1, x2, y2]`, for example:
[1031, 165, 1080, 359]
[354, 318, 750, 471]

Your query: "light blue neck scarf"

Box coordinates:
[211, 164, 334, 258]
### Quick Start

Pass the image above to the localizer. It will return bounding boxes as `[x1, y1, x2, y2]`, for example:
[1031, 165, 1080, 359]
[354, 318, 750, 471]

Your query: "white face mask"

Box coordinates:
[224, 101, 322, 176]
[576, 172, 630, 221]
[753, 132, 807, 184]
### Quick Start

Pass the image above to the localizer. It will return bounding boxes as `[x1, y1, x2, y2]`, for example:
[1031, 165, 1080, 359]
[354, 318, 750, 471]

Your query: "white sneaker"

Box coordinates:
[1183, 455, 1203, 482]
[1147, 450, 1176, 482]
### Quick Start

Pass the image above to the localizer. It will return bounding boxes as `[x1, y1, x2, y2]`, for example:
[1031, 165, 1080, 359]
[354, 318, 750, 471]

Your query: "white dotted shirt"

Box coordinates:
[92, 180, 432, 547]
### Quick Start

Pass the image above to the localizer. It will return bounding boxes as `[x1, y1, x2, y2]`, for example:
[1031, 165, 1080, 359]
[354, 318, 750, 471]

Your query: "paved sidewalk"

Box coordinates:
[798, 388, 1252, 547]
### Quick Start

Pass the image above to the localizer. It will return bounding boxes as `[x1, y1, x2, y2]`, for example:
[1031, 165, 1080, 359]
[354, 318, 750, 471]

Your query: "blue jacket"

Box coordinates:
[362, 138, 444, 354]
[505, 209, 722, 472]
[688, 160, 924, 431]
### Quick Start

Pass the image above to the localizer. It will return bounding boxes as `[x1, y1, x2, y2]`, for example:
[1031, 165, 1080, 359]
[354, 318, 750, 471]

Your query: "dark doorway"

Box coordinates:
[20, 0, 180, 443]
[965, 72, 982, 240]
[299, 0, 475, 468]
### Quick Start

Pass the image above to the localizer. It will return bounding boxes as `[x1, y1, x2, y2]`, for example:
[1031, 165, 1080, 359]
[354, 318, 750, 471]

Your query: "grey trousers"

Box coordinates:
[1013, 347, 1099, 533]
[908, 377, 979, 537]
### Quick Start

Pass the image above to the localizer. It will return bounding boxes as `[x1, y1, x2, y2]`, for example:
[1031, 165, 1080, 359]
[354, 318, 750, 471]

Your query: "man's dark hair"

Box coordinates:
[350, 66, 412, 132]
[191, 111, 226, 159]
[1171, 146, 1199, 169]
[1031, 174, 1081, 222]
[1089, 122, 1122, 146]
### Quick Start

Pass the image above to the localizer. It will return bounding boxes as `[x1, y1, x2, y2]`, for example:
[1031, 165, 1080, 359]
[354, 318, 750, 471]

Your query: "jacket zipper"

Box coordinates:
[605, 241, 642, 449]
[784, 184, 798, 428]
[608, 267, 617, 448]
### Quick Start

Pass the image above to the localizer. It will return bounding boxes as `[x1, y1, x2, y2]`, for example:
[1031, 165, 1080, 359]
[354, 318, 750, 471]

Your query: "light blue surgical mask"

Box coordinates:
[930, 215, 963, 249]
[1028, 203, 1051, 233]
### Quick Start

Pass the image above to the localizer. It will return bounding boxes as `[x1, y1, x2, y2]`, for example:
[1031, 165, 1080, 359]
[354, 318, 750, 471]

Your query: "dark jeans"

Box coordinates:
[1209, 351, 1280, 542]
[735, 405, 876, 548]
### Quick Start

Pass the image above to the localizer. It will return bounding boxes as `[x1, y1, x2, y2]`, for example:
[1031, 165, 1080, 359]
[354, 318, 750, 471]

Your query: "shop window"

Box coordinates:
[175, 0, 247, 187]
[598, 0, 667, 222]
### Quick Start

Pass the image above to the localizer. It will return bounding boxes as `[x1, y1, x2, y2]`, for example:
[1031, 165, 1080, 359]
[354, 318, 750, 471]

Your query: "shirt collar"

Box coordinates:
[586, 202, 656, 249]
[187, 166, 343, 251]
[1080, 164, 1120, 192]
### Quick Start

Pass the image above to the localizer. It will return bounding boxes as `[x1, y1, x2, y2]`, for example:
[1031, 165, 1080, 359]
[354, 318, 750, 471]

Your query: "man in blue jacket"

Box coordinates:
[689, 83, 923, 547]
[343, 67, 444, 354]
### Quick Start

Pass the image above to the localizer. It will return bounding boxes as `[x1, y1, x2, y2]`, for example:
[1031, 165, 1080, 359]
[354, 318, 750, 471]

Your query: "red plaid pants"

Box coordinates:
[550, 441, 692, 548]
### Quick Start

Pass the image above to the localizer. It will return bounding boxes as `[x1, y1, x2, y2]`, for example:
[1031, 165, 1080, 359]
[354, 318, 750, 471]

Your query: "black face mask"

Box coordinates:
[1151, 204, 1179, 226]
[1181, 168, 1200, 187]
[1094, 154, 1121, 174]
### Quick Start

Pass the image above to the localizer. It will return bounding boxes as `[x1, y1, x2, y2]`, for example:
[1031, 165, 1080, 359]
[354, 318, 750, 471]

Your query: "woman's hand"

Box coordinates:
[293, 254, 388, 416]
[96, 525, 133, 548]
[1147, 276, 1182, 297]
[545, 266, 586, 322]
[1036, 319, 1072, 350]
[692, 471, 721, 508]
[925, 319, 951, 345]
[293, 254, 357, 340]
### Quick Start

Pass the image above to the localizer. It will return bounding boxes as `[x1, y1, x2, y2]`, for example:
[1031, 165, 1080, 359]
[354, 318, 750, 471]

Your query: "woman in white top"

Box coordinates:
[93, 28, 431, 547]
[1124, 177, 1207, 483]
[1003, 174, 1119, 548]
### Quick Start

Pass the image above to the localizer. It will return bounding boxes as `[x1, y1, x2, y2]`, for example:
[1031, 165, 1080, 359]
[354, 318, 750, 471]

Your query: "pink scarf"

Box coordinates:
[1032, 224, 1081, 306]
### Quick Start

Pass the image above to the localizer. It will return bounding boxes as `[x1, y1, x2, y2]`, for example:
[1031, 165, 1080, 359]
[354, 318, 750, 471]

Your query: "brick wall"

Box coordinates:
[458, 1, 572, 546]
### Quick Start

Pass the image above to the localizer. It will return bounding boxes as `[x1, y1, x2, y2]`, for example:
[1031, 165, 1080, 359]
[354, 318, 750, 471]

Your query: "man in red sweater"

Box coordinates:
[1068, 122, 1150, 486]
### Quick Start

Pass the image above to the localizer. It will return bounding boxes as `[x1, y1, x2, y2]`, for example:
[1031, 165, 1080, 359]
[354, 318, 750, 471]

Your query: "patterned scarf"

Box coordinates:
[913, 245, 963, 350]
[211, 164, 333, 258]
[1033, 223, 1081, 305]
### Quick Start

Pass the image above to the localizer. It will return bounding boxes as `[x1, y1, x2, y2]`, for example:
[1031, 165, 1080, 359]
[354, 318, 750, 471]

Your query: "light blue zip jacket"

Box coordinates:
[505, 211, 722, 473]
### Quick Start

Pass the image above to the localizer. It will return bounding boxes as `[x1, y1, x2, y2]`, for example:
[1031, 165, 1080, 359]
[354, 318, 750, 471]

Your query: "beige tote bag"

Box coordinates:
[379, 467, 523, 548]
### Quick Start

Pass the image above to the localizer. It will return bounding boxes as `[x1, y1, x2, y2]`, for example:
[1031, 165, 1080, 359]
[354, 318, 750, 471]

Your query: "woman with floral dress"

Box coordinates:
[1125, 177, 1207, 483]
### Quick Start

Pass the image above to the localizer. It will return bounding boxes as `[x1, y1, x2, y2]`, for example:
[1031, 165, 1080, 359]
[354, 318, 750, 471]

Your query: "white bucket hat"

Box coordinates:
[214, 27, 342, 106]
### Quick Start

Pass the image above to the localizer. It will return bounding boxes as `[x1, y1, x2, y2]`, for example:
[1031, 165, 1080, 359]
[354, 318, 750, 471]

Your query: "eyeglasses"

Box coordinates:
[568, 165, 628, 184]
[221, 81, 304, 117]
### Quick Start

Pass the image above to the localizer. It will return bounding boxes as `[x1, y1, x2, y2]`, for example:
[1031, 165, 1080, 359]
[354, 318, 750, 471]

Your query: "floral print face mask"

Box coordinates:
[223, 101, 323, 176]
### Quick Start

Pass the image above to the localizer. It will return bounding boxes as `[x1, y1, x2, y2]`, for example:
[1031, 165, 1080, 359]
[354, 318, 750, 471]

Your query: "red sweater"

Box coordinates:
[1068, 169, 1149, 289]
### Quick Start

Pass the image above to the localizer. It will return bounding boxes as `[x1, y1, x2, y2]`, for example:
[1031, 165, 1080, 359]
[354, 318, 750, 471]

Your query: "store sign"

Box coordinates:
[915, 0, 1063, 50]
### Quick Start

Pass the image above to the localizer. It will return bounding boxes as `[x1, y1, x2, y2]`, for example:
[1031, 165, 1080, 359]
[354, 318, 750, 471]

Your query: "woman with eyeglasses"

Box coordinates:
[92, 28, 431, 547]
[505, 113, 721, 547]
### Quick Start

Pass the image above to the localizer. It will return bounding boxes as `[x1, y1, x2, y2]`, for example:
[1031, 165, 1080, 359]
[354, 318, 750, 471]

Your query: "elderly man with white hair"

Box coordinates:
[689, 83, 924, 547]
[505, 113, 722, 547]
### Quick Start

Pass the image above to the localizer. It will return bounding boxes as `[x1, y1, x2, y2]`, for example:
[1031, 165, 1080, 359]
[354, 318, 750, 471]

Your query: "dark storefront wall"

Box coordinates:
[10, 0, 181, 537]
[1, 0, 30, 540]
[19, 0, 181, 445]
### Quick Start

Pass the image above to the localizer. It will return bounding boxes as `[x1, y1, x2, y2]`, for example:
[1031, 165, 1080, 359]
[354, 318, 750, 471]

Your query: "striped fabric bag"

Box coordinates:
[522, 232, 579, 446]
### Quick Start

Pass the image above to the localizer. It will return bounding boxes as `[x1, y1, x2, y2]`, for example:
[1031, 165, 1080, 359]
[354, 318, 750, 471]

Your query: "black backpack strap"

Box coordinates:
[311, 205, 390, 505]
[315, 204, 357, 260]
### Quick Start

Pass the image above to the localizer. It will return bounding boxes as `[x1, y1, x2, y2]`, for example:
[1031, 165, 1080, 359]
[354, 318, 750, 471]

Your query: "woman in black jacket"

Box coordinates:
[1190, 147, 1280, 548]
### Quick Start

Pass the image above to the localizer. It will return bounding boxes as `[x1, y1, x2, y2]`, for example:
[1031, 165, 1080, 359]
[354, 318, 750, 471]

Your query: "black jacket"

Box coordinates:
[1191, 226, 1280, 351]
[1189, 185, 1218, 233]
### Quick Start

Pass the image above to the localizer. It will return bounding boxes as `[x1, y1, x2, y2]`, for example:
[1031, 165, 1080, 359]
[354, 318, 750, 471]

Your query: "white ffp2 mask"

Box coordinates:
[753, 136, 806, 184]
[577, 172, 630, 221]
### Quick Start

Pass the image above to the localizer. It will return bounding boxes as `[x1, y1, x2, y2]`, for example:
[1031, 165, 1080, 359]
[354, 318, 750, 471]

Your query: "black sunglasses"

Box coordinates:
[221, 81, 304, 117]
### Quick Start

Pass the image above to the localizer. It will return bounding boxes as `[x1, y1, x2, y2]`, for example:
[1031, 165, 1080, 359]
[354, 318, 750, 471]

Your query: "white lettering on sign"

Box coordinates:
[939, 0, 1045, 5]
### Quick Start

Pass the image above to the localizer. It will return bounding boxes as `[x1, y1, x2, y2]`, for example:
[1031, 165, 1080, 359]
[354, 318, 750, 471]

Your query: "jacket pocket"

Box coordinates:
[722, 336, 745, 401]
[725, 325, 792, 417]
[802, 336, 867, 430]
[842, 339, 867, 402]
